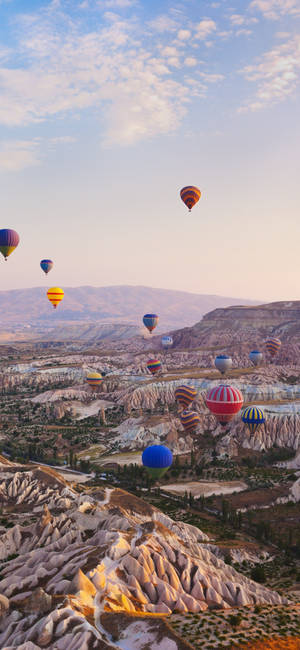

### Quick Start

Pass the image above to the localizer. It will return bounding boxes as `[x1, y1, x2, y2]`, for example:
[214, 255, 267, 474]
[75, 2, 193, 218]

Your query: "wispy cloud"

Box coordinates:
[239, 34, 300, 111]
[250, 0, 300, 19]
[0, 4, 225, 146]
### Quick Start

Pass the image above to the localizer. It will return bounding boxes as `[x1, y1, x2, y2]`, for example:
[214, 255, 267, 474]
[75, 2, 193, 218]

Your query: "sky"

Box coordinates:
[0, 0, 299, 302]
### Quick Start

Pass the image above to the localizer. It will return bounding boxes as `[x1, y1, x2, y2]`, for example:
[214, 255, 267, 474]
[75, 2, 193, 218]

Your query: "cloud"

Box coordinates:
[184, 57, 197, 67]
[0, 4, 229, 147]
[194, 19, 217, 40]
[239, 35, 300, 111]
[230, 14, 245, 25]
[98, 0, 136, 7]
[148, 15, 177, 33]
[0, 140, 40, 172]
[177, 29, 191, 41]
[0, 7, 200, 146]
[249, 0, 300, 19]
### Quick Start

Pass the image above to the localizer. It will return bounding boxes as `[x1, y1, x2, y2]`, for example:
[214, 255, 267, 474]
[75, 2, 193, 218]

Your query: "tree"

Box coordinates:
[251, 565, 266, 583]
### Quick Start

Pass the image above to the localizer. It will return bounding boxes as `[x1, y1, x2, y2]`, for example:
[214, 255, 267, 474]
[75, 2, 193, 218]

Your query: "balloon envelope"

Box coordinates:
[206, 384, 243, 426]
[180, 410, 200, 433]
[242, 406, 265, 435]
[249, 350, 263, 366]
[143, 314, 158, 333]
[40, 259, 53, 275]
[142, 445, 173, 479]
[265, 338, 281, 357]
[0, 229, 20, 260]
[147, 359, 161, 376]
[214, 355, 232, 375]
[175, 385, 197, 408]
[86, 372, 102, 390]
[47, 287, 64, 309]
[161, 335, 173, 349]
[180, 186, 201, 212]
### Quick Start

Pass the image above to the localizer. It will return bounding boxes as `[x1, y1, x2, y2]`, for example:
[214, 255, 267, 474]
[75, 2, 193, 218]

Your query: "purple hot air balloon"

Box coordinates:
[0, 229, 20, 260]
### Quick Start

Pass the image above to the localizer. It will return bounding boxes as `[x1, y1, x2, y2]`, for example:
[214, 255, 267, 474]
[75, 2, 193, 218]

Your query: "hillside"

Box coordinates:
[0, 285, 257, 330]
[164, 300, 300, 349]
[0, 461, 287, 649]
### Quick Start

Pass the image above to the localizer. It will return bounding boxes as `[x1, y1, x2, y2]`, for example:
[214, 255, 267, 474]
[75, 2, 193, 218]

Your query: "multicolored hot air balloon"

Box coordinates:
[265, 337, 281, 357]
[40, 259, 53, 275]
[205, 384, 243, 427]
[161, 335, 173, 349]
[249, 350, 263, 367]
[175, 385, 197, 408]
[86, 372, 103, 391]
[147, 359, 162, 376]
[242, 406, 265, 435]
[214, 355, 232, 375]
[143, 314, 158, 334]
[142, 445, 173, 480]
[180, 186, 201, 212]
[47, 287, 64, 309]
[0, 229, 20, 261]
[180, 410, 200, 433]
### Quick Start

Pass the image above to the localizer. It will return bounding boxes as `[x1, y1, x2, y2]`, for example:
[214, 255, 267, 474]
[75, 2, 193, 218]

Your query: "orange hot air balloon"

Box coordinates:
[180, 186, 201, 212]
[47, 287, 64, 309]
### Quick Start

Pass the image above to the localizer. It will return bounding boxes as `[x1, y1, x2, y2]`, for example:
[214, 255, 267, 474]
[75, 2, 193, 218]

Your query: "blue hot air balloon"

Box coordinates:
[161, 335, 173, 349]
[242, 406, 265, 435]
[249, 350, 263, 367]
[142, 445, 173, 479]
[143, 314, 158, 333]
[214, 355, 232, 375]
[40, 259, 54, 275]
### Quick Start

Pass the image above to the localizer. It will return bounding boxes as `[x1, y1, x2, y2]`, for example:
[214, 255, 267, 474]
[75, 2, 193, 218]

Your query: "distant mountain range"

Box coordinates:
[0, 285, 258, 331]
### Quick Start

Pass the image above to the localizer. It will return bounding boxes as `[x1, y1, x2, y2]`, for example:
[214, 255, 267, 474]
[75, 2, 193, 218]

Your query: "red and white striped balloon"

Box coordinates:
[205, 384, 243, 426]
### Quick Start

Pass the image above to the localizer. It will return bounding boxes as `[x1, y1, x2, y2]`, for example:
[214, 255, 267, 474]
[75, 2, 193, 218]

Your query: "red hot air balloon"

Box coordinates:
[205, 384, 243, 427]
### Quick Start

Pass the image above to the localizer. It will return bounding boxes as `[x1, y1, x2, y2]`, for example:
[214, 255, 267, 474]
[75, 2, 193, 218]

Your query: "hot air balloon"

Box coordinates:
[47, 287, 64, 309]
[175, 385, 197, 408]
[142, 445, 173, 480]
[147, 359, 162, 376]
[180, 410, 200, 433]
[143, 314, 158, 333]
[265, 338, 281, 357]
[214, 355, 232, 375]
[86, 372, 103, 391]
[161, 335, 173, 349]
[249, 350, 263, 367]
[180, 186, 201, 212]
[0, 229, 20, 260]
[205, 384, 243, 427]
[242, 406, 265, 435]
[40, 259, 53, 275]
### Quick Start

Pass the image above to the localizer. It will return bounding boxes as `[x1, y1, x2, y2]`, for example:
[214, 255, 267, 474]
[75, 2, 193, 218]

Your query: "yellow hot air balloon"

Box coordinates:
[86, 372, 103, 391]
[47, 287, 64, 309]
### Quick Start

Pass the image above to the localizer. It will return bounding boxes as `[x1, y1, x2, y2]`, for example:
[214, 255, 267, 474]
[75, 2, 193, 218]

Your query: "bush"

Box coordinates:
[251, 565, 266, 583]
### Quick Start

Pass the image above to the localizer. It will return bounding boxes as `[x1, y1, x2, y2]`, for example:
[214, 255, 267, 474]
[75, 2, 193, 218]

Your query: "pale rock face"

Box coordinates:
[0, 465, 287, 648]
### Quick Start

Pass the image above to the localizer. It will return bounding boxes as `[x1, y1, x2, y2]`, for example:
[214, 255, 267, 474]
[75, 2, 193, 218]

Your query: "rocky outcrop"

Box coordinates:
[0, 467, 286, 648]
[111, 415, 192, 453]
[167, 300, 300, 350]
